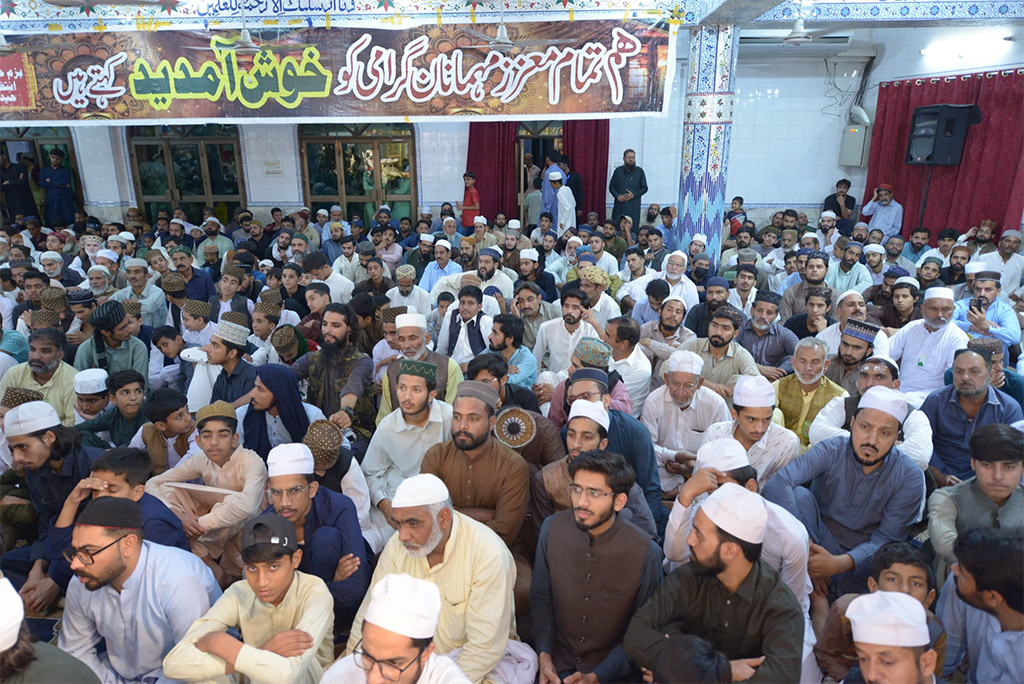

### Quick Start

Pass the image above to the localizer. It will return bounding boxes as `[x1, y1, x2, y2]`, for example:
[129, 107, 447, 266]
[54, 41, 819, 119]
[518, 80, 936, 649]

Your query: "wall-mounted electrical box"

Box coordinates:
[840, 125, 872, 167]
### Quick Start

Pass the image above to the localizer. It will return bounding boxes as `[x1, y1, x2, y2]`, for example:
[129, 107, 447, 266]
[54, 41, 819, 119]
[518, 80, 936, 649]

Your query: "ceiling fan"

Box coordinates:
[458, 3, 576, 54]
[184, 4, 314, 55]
[782, 0, 838, 45]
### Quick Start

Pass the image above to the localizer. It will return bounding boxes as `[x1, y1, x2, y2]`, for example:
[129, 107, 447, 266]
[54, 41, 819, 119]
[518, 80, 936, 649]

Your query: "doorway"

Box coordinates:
[128, 124, 245, 226]
[516, 121, 562, 223]
[1, 127, 83, 221]
[300, 123, 416, 226]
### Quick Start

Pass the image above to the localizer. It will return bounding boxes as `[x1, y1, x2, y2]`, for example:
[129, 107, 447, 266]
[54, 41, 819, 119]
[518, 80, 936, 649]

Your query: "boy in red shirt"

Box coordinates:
[457, 171, 480, 232]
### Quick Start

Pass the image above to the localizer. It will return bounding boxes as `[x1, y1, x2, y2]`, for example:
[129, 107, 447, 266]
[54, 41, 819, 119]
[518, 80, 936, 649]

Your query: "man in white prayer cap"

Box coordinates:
[345, 474, 533, 684]
[700, 374, 800, 487]
[262, 443, 370, 630]
[323, 573, 472, 683]
[624, 482, 805, 683]
[764, 386, 925, 597]
[640, 349, 729, 494]
[888, 286, 969, 404]
[663, 438, 819, 683]
[847, 591, 939, 684]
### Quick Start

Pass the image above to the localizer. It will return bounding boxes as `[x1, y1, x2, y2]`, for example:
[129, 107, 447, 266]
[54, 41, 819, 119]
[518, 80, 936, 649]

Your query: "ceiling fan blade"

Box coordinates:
[462, 27, 494, 42]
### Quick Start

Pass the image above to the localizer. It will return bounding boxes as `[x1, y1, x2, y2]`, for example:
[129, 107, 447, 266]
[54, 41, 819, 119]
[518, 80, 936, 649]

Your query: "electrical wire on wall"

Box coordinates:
[820, 57, 862, 118]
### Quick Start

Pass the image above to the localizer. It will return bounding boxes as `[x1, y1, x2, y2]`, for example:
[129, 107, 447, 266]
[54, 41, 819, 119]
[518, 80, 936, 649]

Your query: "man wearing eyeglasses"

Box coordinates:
[532, 448, 663, 684]
[58, 497, 221, 684]
[323, 573, 472, 683]
[260, 443, 370, 634]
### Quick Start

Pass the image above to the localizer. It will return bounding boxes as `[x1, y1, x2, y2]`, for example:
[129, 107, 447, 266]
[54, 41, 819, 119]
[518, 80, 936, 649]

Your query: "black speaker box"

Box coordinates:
[906, 104, 983, 166]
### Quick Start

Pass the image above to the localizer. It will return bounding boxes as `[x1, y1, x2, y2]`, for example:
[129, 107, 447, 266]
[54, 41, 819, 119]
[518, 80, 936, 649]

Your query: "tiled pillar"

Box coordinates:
[676, 24, 739, 267]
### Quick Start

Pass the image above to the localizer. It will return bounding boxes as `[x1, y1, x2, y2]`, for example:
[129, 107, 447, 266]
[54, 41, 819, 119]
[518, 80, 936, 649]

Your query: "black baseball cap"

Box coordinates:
[241, 514, 298, 554]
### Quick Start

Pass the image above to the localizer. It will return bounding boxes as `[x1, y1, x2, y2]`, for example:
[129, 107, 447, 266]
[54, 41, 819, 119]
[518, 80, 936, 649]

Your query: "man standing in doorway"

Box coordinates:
[609, 149, 648, 231]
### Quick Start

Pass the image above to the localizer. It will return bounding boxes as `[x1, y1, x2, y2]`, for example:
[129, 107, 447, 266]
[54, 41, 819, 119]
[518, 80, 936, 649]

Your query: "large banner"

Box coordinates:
[0, 20, 673, 124]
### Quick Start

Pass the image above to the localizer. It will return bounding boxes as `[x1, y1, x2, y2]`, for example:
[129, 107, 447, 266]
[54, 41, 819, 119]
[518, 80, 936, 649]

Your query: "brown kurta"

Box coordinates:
[420, 438, 530, 547]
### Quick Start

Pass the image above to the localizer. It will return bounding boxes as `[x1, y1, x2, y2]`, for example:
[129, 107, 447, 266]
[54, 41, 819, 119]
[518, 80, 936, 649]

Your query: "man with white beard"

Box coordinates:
[773, 337, 848, 452]
[345, 474, 533, 684]
[376, 313, 464, 423]
[617, 251, 699, 312]
[888, 288, 969, 406]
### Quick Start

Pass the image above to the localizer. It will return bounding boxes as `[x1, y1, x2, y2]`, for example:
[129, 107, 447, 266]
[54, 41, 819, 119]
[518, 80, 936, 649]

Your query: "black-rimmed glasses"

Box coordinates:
[62, 536, 123, 565]
[352, 640, 427, 682]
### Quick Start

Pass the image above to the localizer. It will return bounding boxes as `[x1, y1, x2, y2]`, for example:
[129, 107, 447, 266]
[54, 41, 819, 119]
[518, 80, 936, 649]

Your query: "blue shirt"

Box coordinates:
[902, 242, 929, 263]
[542, 164, 559, 227]
[919, 385, 1024, 479]
[630, 298, 659, 325]
[59, 541, 222, 684]
[860, 199, 904, 241]
[952, 297, 1022, 357]
[24, 445, 103, 562]
[183, 266, 217, 301]
[263, 489, 370, 611]
[937, 572, 1023, 683]
[506, 346, 538, 391]
[779, 271, 802, 293]
[561, 409, 666, 534]
[419, 259, 462, 294]
[763, 436, 924, 574]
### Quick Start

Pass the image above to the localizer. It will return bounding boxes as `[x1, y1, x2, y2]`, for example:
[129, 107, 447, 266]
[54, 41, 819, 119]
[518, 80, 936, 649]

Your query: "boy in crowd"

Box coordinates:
[73, 368, 110, 424]
[163, 514, 335, 684]
[129, 387, 201, 474]
[75, 370, 147, 448]
[181, 299, 216, 347]
[145, 401, 268, 586]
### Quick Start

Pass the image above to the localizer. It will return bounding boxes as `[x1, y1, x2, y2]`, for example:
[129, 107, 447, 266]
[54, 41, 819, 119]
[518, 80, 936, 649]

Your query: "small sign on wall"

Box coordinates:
[263, 159, 284, 177]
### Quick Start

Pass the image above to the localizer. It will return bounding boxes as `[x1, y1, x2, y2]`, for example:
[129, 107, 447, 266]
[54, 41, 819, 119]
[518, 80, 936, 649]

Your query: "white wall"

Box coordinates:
[73, 126, 135, 222]
[240, 124, 304, 209]
[415, 121, 471, 210]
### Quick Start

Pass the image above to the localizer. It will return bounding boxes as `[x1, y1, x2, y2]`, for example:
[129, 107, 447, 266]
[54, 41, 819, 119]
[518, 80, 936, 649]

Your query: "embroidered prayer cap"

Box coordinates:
[973, 270, 1003, 284]
[442, 216, 457, 226]
[74, 369, 109, 395]
[39, 250, 63, 264]
[781, 229, 799, 239]
[356, 241, 376, 256]
[847, 591, 930, 648]
[570, 368, 609, 392]
[316, 208, 329, 217]
[863, 354, 900, 380]
[472, 215, 488, 225]
[221, 311, 250, 328]
[701, 482, 767, 544]
[573, 337, 613, 368]
[753, 290, 782, 307]
[303, 419, 346, 467]
[183, 299, 212, 319]
[398, 359, 437, 383]
[30, 309, 61, 327]
[88, 265, 111, 278]
[691, 234, 708, 245]
[820, 210, 837, 220]
[271, 325, 299, 354]
[835, 289, 862, 307]
[0, 578, 23, 651]
[858, 385, 908, 424]
[923, 287, 955, 302]
[221, 265, 245, 283]
[419, 233, 435, 244]
[196, 401, 238, 429]
[169, 245, 192, 257]
[436, 239, 452, 251]
[667, 350, 704, 375]
[951, 243, 973, 256]
[566, 236, 584, 248]
[567, 399, 609, 431]
[106, 235, 126, 246]
[494, 406, 537, 449]
[395, 313, 427, 330]
[520, 248, 539, 262]
[967, 336, 1003, 355]
[241, 514, 298, 554]
[864, 244, 886, 255]
[0, 387, 43, 409]
[479, 247, 501, 262]
[67, 289, 96, 307]
[694, 438, 750, 473]
[365, 573, 442, 640]
[258, 288, 283, 306]
[4, 401, 60, 436]
[395, 264, 416, 280]
[76, 496, 142, 532]
[291, 232, 310, 245]
[884, 266, 910, 279]
[267, 443, 315, 478]
[577, 253, 598, 267]
[732, 375, 776, 409]
[843, 318, 880, 345]
[454, 380, 499, 410]
[90, 300, 126, 331]
[893, 276, 920, 290]
[124, 257, 148, 270]
[460, 235, 477, 246]
[81, 235, 104, 245]
[460, 273, 482, 288]
[921, 256, 944, 268]
[121, 300, 142, 318]
[8, 258, 33, 268]
[736, 248, 757, 263]
[159, 272, 187, 294]
[381, 306, 408, 325]
[40, 287, 67, 311]
[214, 319, 251, 346]
[393, 473, 450, 509]
[507, 219, 522, 231]
[579, 265, 611, 288]
[548, 170, 563, 181]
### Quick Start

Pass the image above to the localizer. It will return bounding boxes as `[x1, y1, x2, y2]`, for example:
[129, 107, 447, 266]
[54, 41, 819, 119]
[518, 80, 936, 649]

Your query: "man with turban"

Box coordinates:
[72, 300, 149, 384]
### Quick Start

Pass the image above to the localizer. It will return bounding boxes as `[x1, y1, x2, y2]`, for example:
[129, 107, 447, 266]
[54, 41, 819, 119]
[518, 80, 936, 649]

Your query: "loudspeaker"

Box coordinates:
[906, 104, 983, 166]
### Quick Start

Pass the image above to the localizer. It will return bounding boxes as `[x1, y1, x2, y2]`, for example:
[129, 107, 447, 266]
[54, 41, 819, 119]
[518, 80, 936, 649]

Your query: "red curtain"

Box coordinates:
[563, 119, 611, 221]
[864, 70, 1024, 244]
[466, 121, 519, 220]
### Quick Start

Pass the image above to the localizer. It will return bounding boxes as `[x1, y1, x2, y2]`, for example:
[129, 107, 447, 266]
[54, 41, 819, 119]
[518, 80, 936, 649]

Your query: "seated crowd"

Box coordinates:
[0, 176, 1022, 684]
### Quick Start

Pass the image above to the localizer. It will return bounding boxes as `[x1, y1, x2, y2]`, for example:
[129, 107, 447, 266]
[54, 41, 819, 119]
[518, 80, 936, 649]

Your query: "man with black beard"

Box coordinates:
[625, 483, 804, 683]
[291, 303, 376, 455]
[781, 250, 837, 320]
[532, 449, 662, 684]
[765, 386, 925, 597]
[734, 290, 799, 380]
[0, 327, 78, 425]
[684, 276, 743, 338]
[940, 244, 970, 286]
[639, 295, 696, 381]
[960, 219, 999, 258]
